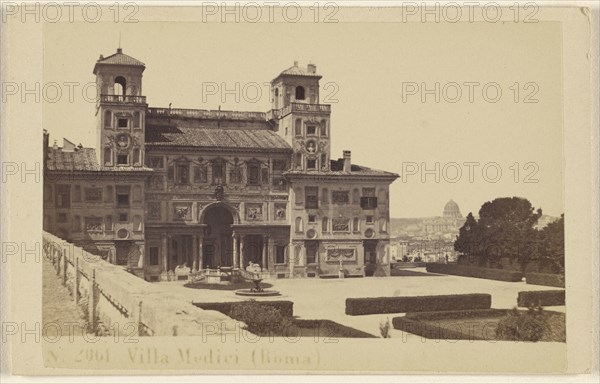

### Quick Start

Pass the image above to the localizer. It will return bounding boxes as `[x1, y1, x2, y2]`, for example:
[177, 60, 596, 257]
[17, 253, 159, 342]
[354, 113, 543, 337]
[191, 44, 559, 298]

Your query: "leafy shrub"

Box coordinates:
[229, 301, 292, 335]
[517, 290, 565, 307]
[496, 306, 547, 342]
[345, 294, 491, 316]
[525, 273, 565, 288]
[426, 263, 523, 282]
[194, 300, 293, 318]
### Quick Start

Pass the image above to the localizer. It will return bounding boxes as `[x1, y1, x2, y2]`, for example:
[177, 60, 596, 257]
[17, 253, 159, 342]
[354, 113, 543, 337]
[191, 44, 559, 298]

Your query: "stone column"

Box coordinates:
[192, 234, 198, 272]
[267, 237, 275, 272]
[232, 232, 238, 268]
[239, 235, 245, 269]
[198, 233, 204, 270]
[137, 242, 144, 269]
[166, 234, 172, 272]
[289, 243, 295, 278]
[160, 233, 168, 280]
[262, 235, 268, 271]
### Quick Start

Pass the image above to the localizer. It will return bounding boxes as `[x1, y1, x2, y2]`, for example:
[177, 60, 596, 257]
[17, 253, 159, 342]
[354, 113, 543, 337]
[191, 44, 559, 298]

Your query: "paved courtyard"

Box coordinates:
[155, 268, 564, 338]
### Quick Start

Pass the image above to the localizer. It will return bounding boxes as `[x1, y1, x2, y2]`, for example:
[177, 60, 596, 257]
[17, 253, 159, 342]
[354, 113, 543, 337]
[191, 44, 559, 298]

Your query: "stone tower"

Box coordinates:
[270, 61, 331, 172]
[93, 48, 147, 168]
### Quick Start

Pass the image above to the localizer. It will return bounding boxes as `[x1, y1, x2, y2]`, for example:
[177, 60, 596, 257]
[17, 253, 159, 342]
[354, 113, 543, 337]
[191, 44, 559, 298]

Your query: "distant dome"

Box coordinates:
[443, 199, 462, 218]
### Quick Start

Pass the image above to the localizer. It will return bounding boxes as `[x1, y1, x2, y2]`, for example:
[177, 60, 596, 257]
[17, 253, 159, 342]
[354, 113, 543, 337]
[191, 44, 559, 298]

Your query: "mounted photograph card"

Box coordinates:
[0, 2, 598, 381]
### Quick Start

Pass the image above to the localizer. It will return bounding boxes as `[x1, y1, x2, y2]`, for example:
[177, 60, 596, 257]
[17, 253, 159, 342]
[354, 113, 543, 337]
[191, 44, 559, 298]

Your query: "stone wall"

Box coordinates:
[43, 231, 240, 336]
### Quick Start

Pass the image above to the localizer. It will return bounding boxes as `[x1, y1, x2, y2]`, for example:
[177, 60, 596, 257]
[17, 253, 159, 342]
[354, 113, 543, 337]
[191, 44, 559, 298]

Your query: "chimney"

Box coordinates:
[117, 48, 122, 54]
[343, 150, 351, 172]
[293, 60, 298, 67]
[307, 63, 316, 74]
[99, 54, 104, 60]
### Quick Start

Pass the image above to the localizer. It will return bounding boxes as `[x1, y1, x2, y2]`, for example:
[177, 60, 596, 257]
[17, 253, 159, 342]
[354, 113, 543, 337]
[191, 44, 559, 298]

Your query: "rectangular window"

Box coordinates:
[366, 215, 374, 224]
[57, 213, 67, 223]
[116, 186, 130, 208]
[306, 125, 316, 135]
[55, 185, 70, 208]
[212, 161, 224, 184]
[307, 159, 317, 170]
[149, 247, 159, 265]
[117, 118, 128, 128]
[247, 163, 260, 185]
[176, 164, 189, 184]
[308, 215, 317, 223]
[306, 242, 318, 264]
[305, 187, 319, 209]
[276, 246, 286, 264]
[117, 154, 128, 165]
[119, 213, 128, 222]
[360, 197, 378, 209]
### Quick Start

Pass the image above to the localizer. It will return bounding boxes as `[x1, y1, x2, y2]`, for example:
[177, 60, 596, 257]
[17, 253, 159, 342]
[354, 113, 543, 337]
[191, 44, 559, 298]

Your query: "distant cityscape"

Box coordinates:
[389, 199, 559, 263]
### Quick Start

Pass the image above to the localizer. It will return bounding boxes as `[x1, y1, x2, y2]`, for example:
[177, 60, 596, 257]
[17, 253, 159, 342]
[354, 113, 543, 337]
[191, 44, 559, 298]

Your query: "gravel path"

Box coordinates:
[42, 258, 89, 338]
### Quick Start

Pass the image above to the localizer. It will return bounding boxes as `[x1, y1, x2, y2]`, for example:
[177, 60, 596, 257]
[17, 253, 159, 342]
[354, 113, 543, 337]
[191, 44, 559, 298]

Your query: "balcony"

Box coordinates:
[274, 103, 331, 118]
[290, 103, 331, 113]
[147, 107, 267, 121]
[99, 94, 147, 105]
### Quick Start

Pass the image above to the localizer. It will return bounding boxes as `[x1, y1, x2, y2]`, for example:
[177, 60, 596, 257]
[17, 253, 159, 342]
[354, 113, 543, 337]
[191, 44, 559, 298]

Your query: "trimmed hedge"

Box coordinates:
[392, 315, 502, 341]
[345, 294, 491, 316]
[194, 300, 293, 318]
[526, 273, 565, 288]
[403, 309, 511, 321]
[517, 290, 565, 307]
[426, 263, 523, 282]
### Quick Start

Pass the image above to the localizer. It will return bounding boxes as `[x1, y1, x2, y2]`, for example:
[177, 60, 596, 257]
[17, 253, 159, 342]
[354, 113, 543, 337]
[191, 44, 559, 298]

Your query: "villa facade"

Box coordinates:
[43, 48, 398, 281]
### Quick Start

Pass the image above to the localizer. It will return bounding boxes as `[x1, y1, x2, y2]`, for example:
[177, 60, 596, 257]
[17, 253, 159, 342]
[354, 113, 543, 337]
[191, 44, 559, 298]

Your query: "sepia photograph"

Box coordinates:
[1, 1, 598, 381]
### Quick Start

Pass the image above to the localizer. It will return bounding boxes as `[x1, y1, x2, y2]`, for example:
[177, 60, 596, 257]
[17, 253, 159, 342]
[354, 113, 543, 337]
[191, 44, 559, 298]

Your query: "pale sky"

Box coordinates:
[43, 20, 564, 218]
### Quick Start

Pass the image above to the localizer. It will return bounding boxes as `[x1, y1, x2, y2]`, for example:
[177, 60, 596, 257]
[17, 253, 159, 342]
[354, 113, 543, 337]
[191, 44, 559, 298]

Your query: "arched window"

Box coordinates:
[379, 217, 387, 233]
[294, 118, 302, 136]
[353, 217, 360, 233]
[133, 111, 140, 128]
[295, 86, 305, 100]
[104, 110, 112, 128]
[295, 217, 303, 233]
[114, 76, 126, 96]
[322, 217, 328, 233]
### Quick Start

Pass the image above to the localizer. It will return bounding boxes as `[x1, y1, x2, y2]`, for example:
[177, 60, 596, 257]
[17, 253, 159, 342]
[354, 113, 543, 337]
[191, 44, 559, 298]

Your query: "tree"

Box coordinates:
[537, 214, 564, 274]
[454, 197, 542, 270]
[454, 212, 480, 264]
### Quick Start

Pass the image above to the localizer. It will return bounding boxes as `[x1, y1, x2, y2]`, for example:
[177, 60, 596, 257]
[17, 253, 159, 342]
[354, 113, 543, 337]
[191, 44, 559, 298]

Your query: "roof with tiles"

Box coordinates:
[93, 48, 145, 73]
[46, 147, 152, 173]
[145, 117, 292, 152]
[275, 61, 322, 79]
